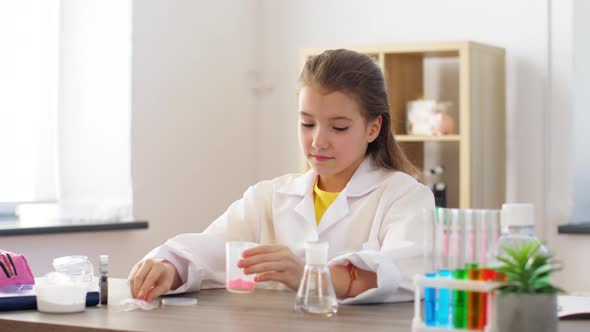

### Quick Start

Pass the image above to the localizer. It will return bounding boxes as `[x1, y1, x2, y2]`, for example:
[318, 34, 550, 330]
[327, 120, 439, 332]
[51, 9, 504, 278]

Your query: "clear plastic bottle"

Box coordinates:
[294, 241, 338, 316]
[494, 203, 548, 263]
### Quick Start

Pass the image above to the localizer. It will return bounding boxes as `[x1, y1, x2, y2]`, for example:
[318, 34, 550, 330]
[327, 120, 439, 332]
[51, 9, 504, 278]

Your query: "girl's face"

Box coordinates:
[298, 86, 381, 188]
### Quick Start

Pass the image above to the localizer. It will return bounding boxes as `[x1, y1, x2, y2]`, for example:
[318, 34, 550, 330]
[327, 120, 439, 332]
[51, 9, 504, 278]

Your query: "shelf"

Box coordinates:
[396, 135, 461, 142]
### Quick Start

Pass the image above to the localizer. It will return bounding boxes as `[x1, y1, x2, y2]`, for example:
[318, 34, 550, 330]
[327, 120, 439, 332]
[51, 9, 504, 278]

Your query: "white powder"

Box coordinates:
[37, 299, 85, 313]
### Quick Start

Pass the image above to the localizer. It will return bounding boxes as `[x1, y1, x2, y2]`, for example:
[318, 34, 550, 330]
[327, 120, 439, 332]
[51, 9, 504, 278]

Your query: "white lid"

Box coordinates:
[100, 255, 109, 274]
[501, 203, 534, 227]
[162, 297, 198, 306]
[304, 241, 328, 265]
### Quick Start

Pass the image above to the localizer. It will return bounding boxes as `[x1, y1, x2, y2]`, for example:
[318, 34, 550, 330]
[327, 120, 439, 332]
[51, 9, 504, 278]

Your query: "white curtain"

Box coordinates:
[56, 0, 133, 221]
[0, 0, 59, 204]
[1, 0, 133, 222]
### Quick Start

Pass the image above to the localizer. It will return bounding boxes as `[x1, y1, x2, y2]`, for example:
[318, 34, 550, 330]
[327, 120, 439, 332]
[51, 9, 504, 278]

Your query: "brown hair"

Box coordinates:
[298, 49, 419, 178]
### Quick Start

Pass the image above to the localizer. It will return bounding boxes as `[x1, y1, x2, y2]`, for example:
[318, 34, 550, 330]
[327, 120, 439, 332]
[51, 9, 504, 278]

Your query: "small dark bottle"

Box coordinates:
[99, 255, 108, 305]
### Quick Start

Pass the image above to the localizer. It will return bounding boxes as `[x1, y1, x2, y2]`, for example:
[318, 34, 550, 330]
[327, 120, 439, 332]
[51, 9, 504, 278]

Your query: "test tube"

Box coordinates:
[474, 210, 487, 267]
[462, 209, 476, 268]
[423, 208, 437, 327]
[422, 208, 437, 274]
[484, 210, 501, 267]
[436, 269, 452, 327]
[452, 268, 468, 328]
[449, 209, 466, 329]
[424, 272, 437, 326]
[476, 209, 500, 330]
[435, 208, 453, 328]
[480, 268, 496, 328]
[447, 209, 461, 271]
[433, 207, 447, 272]
[468, 268, 483, 330]
[463, 210, 481, 328]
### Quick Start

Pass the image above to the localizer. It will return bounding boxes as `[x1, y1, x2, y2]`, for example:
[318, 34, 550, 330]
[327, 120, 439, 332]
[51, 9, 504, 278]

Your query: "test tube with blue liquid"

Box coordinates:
[424, 272, 437, 326]
[422, 208, 439, 327]
[435, 208, 452, 328]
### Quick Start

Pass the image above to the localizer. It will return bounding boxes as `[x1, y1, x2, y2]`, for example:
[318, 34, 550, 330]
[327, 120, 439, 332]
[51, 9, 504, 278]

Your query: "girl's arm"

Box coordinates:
[328, 184, 435, 304]
[330, 264, 377, 297]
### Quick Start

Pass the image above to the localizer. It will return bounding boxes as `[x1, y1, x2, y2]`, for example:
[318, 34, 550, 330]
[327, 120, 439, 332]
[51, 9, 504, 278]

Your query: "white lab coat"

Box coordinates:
[143, 156, 434, 304]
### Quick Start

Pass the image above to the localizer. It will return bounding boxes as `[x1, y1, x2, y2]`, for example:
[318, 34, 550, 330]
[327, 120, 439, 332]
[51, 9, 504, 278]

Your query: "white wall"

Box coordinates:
[129, 0, 259, 272]
[2, 0, 259, 277]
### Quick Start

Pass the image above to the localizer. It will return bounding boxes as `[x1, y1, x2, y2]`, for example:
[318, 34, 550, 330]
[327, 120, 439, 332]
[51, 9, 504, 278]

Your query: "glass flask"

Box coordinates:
[294, 241, 338, 316]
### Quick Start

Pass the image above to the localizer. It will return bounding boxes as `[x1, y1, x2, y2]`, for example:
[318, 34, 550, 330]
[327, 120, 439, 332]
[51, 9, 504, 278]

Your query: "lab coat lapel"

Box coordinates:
[317, 157, 387, 235]
[294, 193, 316, 227]
[278, 156, 390, 233]
[316, 190, 350, 234]
[277, 169, 318, 227]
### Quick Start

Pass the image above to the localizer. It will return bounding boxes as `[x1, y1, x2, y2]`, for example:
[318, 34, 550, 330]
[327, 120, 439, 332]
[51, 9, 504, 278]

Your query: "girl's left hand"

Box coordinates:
[238, 244, 304, 290]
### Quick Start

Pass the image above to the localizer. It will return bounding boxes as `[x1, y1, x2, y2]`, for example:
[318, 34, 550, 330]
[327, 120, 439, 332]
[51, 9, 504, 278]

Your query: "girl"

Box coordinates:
[129, 49, 434, 304]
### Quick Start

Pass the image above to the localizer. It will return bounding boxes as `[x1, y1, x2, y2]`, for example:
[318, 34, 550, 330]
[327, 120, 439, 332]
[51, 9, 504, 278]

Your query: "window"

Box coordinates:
[0, 1, 59, 215]
[571, 0, 590, 223]
[0, 0, 132, 223]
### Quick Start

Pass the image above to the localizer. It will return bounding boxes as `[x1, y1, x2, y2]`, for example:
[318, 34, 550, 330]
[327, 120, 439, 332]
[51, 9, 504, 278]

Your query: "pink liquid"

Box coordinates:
[226, 278, 255, 292]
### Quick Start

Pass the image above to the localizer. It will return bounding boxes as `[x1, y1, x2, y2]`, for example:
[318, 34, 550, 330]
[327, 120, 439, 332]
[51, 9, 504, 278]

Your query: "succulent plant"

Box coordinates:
[495, 241, 563, 294]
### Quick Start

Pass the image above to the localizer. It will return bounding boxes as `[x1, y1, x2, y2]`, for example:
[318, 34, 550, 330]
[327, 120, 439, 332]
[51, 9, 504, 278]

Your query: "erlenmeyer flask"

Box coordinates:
[294, 241, 338, 316]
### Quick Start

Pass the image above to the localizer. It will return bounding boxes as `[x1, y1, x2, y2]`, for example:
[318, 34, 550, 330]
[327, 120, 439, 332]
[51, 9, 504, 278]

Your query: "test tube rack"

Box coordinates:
[412, 274, 500, 332]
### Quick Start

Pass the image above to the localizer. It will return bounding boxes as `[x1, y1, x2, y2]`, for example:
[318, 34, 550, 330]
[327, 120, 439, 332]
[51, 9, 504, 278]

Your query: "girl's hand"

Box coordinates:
[128, 258, 182, 302]
[238, 244, 304, 290]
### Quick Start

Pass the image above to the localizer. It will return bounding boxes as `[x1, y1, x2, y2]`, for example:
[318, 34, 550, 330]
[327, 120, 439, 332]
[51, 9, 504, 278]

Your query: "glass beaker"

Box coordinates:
[52, 255, 94, 290]
[294, 241, 338, 316]
[225, 241, 257, 293]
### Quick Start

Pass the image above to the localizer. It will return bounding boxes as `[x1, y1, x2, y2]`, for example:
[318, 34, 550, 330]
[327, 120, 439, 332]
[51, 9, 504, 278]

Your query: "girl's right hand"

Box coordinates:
[128, 258, 182, 302]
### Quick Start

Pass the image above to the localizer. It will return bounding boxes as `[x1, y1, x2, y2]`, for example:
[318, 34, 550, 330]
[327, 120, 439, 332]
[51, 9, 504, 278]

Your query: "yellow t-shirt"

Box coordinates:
[313, 180, 340, 224]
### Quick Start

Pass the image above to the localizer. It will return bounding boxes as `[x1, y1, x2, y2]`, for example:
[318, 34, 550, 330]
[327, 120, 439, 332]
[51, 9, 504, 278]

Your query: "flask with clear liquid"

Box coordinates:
[492, 203, 548, 265]
[294, 241, 338, 316]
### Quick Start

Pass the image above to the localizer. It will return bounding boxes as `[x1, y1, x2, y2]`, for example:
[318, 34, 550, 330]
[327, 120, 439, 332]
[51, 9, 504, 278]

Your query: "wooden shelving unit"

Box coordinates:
[300, 41, 505, 209]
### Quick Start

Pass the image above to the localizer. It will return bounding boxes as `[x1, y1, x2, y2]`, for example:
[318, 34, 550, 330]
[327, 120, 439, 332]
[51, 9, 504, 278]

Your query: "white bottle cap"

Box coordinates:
[304, 241, 329, 265]
[100, 255, 108, 267]
[501, 203, 534, 227]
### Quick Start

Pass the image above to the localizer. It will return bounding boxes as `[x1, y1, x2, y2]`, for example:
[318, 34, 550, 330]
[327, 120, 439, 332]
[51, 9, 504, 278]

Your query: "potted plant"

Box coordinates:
[493, 241, 563, 332]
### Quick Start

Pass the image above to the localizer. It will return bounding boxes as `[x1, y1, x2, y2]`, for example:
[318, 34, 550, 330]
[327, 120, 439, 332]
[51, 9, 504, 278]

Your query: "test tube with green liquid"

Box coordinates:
[447, 209, 463, 328]
[453, 268, 467, 328]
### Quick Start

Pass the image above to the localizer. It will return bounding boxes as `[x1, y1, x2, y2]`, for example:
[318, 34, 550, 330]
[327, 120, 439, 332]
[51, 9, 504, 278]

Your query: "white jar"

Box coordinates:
[35, 272, 87, 313]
